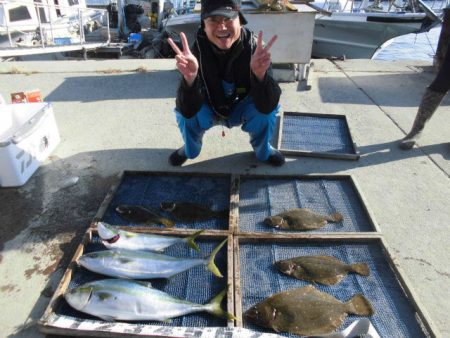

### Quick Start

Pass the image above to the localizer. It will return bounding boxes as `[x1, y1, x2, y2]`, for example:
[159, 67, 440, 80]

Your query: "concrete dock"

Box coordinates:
[0, 59, 448, 338]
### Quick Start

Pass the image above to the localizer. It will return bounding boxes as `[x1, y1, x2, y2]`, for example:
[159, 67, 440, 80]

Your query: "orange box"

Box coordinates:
[26, 89, 43, 103]
[10, 89, 43, 103]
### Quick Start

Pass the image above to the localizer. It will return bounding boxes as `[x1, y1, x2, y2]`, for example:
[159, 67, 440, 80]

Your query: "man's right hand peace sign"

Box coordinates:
[168, 32, 199, 87]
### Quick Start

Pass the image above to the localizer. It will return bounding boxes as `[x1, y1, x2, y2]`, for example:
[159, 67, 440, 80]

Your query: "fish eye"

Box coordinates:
[272, 308, 277, 320]
[106, 234, 120, 244]
[289, 262, 297, 273]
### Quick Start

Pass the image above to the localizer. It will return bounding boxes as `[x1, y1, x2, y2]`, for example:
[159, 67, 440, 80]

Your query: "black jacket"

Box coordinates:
[176, 27, 281, 119]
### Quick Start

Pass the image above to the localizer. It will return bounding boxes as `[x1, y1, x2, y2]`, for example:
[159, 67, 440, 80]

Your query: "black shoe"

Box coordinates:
[398, 138, 416, 150]
[266, 150, 285, 166]
[169, 148, 187, 166]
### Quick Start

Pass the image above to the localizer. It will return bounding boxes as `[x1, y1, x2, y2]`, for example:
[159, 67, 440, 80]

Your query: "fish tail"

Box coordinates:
[160, 218, 175, 227]
[185, 230, 204, 252]
[205, 286, 236, 321]
[206, 238, 227, 278]
[346, 294, 374, 316]
[350, 263, 370, 276]
[330, 212, 344, 222]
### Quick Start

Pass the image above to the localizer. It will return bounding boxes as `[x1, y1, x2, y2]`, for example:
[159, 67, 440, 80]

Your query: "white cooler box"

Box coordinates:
[0, 102, 60, 187]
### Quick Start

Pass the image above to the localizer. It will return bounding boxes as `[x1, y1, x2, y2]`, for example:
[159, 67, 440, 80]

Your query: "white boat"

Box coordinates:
[0, 0, 110, 59]
[161, 0, 447, 59]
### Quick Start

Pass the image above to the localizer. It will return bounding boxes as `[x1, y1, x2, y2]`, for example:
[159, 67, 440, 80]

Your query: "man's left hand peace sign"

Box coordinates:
[250, 31, 277, 82]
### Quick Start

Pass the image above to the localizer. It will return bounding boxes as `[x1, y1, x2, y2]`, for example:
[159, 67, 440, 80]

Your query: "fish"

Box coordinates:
[64, 278, 236, 322]
[160, 202, 229, 222]
[244, 285, 374, 336]
[264, 208, 343, 231]
[97, 221, 203, 252]
[115, 204, 175, 227]
[275, 255, 370, 285]
[78, 238, 228, 279]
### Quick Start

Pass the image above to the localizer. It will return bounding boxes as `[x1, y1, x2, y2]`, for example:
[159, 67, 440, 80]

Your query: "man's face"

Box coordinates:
[203, 15, 241, 50]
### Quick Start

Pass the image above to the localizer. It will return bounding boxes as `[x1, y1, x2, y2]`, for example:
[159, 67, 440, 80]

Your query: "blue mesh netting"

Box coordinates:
[280, 113, 356, 155]
[239, 177, 374, 233]
[100, 173, 230, 231]
[239, 241, 428, 337]
[56, 237, 229, 327]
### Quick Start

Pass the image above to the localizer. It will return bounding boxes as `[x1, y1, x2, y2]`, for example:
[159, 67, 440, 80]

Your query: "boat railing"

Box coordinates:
[168, 0, 196, 15]
[0, 0, 110, 53]
[312, 0, 448, 13]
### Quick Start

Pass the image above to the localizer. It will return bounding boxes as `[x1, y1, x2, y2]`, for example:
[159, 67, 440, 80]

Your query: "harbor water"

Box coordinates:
[374, 26, 442, 61]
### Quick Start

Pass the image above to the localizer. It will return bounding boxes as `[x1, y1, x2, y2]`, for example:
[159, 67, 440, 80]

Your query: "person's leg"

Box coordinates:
[399, 88, 446, 150]
[234, 97, 285, 166]
[399, 47, 449, 150]
[169, 104, 215, 165]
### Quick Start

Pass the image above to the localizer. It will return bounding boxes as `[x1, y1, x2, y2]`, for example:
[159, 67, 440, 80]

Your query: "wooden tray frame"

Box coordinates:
[39, 227, 235, 337]
[38, 171, 437, 337]
[233, 235, 437, 337]
[277, 111, 360, 160]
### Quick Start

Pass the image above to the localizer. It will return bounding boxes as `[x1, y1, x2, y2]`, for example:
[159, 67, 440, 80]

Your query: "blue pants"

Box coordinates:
[174, 96, 280, 161]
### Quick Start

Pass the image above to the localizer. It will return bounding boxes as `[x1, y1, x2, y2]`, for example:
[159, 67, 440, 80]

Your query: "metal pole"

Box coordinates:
[106, 11, 110, 43]
[434, 7, 450, 70]
[79, 8, 84, 44]
[36, 1, 45, 48]
[1, 2, 13, 47]
[48, 1, 55, 45]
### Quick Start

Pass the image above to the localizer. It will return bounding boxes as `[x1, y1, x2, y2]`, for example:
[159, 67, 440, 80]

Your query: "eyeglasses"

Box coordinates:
[205, 15, 237, 25]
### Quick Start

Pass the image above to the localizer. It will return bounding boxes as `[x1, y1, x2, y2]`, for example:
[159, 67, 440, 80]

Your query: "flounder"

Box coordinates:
[116, 204, 175, 227]
[160, 202, 229, 222]
[264, 208, 343, 231]
[244, 285, 374, 336]
[275, 255, 370, 285]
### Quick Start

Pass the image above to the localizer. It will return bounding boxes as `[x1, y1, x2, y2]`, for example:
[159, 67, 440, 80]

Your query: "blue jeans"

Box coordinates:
[174, 96, 280, 161]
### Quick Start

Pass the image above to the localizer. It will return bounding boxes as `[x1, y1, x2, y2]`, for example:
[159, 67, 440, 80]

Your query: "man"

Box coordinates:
[399, 42, 449, 150]
[167, 0, 285, 166]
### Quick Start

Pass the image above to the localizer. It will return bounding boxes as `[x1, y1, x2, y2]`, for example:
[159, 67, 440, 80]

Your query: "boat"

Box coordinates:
[0, 0, 111, 59]
[161, 0, 448, 59]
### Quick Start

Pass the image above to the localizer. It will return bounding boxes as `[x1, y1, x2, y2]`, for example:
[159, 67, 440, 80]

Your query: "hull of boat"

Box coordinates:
[162, 10, 434, 59]
[313, 12, 430, 58]
[163, 13, 200, 43]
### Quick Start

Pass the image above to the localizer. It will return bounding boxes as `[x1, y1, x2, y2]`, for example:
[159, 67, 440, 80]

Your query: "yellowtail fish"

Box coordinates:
[97, 221, 203, 252]
[264, 208, 343, 231]
[65, 279, 235, 322]
[245, 285, 374, 336]
[78, 238, 227, 279]
[116, 204, 175, 227]
[275, 255, 370, 285]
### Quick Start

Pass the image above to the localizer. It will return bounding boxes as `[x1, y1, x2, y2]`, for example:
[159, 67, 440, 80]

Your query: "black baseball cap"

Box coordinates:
[201, 0, 247, 24]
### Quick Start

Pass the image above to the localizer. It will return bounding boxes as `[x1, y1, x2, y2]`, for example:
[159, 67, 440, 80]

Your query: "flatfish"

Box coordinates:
[275, 255, 370, 285]
[160, 202, 229, 222]
[244, 285, 374, 336]
[65, 279, 235, 322]
[116, 204, 175, 227]
[264, 208, 343, 230]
